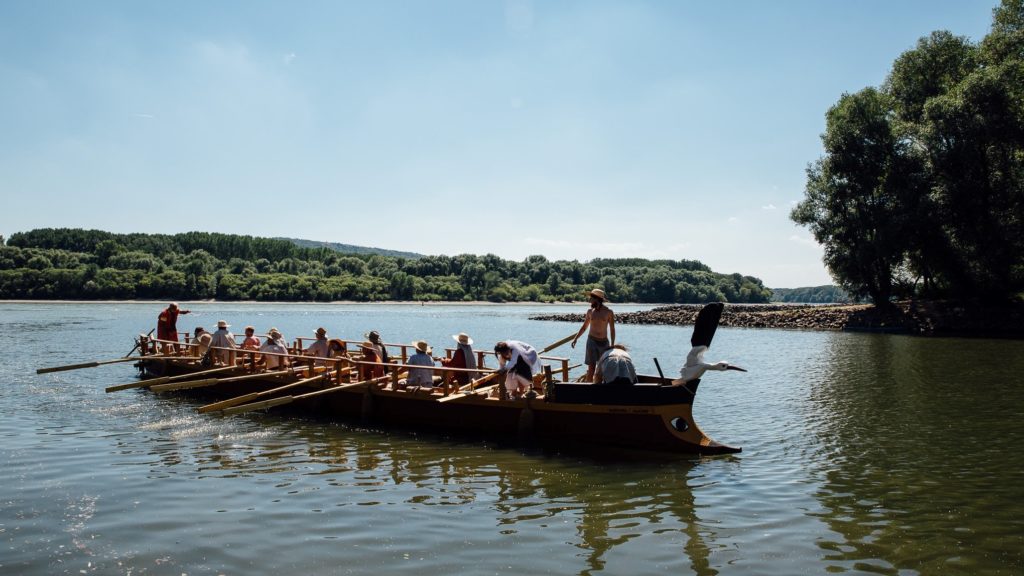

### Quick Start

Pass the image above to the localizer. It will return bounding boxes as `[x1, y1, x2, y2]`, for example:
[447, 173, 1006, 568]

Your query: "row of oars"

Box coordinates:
[35, 332, 582, 417]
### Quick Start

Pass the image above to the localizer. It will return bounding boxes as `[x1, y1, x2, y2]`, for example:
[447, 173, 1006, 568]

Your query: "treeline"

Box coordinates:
[792, 0, 1024, 305]
[0, 228, 772, 303]
[770, 285, 856, 304]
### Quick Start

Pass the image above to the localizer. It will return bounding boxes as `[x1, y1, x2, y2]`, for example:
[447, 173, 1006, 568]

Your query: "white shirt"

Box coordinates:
[500, 340, 542, 375]
[597, 348, 637, 384]
[260, 340, 289, 369]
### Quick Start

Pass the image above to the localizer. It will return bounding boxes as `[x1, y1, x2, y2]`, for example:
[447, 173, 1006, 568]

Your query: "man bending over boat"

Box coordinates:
[494, 340, 542, 399]
[594, 344, 637, 386]
[571, 288, 615, 382]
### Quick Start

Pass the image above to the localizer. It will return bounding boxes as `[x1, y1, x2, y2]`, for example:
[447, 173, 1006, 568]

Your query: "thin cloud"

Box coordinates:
[131, 113, 156, 119]
[283, 52, 296, 65]
[524, 238, 644, 253]
[789, 235, 820, 248]
[762, 203, 777, 210]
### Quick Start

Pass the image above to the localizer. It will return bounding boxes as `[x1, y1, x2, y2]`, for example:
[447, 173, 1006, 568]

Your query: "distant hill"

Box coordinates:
[280, 237, 422, 259]
[770, 285, 857, 304]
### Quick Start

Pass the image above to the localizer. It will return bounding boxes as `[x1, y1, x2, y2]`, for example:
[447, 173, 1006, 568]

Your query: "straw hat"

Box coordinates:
[364, 331, 381, 342]
[359, 341, 375, 352]
[586, 288, 609, 302]
[413, 340, 432, 354]
[267, 327, 282, 338]
[452, 332, 473, 346]
[315, 327, 328, 337]
[217, 320, 230, 329]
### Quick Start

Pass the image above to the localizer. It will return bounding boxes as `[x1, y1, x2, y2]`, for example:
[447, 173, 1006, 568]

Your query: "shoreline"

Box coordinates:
[531, 301, 1024, 339]
[0, 299, 608, 306]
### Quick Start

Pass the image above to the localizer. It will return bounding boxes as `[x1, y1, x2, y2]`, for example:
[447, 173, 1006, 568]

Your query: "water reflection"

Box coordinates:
[120, 409, 728, 574]
[805, 334, 1024, 574]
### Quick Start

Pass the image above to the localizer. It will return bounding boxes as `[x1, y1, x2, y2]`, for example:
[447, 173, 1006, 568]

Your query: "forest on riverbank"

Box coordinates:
[0, 228, 773, 303]
[791, 0, 1024, 305]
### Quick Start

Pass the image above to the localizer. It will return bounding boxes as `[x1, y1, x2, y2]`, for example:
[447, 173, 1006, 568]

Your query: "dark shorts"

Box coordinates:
[585, 336, 610, 366]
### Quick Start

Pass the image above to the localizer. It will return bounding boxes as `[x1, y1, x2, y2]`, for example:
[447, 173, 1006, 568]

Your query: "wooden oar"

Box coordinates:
[36, 355, 171, 374]
[151, 368, 297, 393]
[436, 372, 500, 403]
[539, 333, 577, 354]
[106, 365, 239, 393]
[436, 334, 573, 404]
[197, 372, 329, 413]
[439, 361, 582, 404]
[222, 375, 390, 416]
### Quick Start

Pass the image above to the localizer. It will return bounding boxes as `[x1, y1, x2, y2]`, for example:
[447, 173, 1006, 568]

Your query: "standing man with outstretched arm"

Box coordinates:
[571, 288, 615, 382]
[157, 302, 190, 354]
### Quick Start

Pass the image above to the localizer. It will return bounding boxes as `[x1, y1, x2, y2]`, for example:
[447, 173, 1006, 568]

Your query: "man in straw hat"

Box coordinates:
[440, 332, 478, 387]
[405, 340, 437, 388]
[304, 327, 331, 366]
[260, 328, 290, 370]
[571, 288, 616, 382]
[210, 320, 236, 365]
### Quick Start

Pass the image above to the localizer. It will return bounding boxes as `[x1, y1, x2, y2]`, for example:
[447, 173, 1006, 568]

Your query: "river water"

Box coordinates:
[1, 302, 1022, 575]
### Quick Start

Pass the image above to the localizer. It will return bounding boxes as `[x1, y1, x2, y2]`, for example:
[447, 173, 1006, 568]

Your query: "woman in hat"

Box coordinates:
[440, 333, 478, 387]
[364, 330, 391, 372]
[358, 341, 385, 381]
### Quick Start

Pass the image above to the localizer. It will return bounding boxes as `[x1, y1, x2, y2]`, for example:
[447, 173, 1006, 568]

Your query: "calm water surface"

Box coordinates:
[2, 302, 1023, 575]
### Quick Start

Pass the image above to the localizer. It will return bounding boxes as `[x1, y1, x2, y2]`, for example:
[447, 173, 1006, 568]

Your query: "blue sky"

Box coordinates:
[0, 1, 998, 287]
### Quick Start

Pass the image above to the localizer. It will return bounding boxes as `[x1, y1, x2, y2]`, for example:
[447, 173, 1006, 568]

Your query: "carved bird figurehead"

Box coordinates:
[672, 303, 747, 385]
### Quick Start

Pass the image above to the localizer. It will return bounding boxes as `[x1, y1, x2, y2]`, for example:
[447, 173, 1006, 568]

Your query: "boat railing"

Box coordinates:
[140, 335, 576, 388]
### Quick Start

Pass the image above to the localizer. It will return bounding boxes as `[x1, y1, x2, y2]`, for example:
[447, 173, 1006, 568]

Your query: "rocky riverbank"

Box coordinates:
[530, 301, 1024, 338]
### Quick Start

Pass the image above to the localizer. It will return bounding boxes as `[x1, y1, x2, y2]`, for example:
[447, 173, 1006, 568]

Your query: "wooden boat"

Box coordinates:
[122, 304, 743, 456]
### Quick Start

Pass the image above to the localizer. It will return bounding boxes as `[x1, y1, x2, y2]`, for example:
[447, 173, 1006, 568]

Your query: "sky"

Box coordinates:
[0, 0, 999, 288]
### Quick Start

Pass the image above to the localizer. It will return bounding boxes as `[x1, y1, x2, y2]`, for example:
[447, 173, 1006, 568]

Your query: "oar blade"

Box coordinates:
[37, 361, 100, 374]
[198, 392, 260, 413]
[222, 396, 294, 416]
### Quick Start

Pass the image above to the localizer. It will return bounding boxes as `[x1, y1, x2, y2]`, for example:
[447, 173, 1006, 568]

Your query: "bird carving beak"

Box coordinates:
[726, 365, 747, 372]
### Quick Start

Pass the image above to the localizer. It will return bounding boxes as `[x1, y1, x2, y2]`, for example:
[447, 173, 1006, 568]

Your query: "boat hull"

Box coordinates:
[138, 358, 740, 456]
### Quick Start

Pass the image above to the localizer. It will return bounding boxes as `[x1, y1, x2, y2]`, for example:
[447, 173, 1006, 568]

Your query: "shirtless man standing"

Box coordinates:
[571, 288, 616, 382]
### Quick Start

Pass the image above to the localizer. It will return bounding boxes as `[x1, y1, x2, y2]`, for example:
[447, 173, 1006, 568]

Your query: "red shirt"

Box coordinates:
[157, 307, 180, 340]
